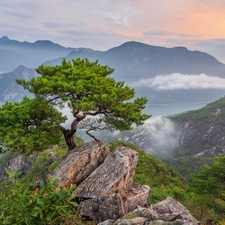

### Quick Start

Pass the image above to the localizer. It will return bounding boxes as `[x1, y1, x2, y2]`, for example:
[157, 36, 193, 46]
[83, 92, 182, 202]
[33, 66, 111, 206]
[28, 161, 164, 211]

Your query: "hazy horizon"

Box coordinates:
[0, 0, 225, 63]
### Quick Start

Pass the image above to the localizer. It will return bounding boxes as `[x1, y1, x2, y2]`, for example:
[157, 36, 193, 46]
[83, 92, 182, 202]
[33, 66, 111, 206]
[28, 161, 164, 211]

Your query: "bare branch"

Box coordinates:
[86, 129, 100, 142]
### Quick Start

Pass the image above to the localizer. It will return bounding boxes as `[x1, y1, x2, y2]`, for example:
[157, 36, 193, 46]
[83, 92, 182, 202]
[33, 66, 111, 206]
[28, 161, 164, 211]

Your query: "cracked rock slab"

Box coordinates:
[72, 146, 139, 198]
[53, 141, 110, 187]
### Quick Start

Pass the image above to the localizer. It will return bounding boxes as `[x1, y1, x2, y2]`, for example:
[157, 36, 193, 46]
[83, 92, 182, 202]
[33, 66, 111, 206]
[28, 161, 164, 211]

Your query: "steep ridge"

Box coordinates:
[170, 97, 225, 156]
[99, 97, 225, 158]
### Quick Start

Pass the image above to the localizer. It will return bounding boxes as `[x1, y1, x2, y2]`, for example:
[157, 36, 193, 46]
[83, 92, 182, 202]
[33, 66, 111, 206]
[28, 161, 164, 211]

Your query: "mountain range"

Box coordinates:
[1, 36, 225, 104]
[0, 36, 93, 72]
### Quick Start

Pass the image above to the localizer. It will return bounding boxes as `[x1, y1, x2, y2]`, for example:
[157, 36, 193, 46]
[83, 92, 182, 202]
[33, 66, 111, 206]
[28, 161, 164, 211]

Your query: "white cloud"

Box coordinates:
[133, 73, 225, 90]
[143, 117, 178, 151]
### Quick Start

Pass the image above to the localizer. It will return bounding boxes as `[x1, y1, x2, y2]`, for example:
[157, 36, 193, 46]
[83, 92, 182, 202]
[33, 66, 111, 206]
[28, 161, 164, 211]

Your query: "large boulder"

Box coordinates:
[53, 141, 110, 187]
[76, 184, 150, 222]
[73, 145, 150, 221]
[72, 146, 139, 198]
[77, 193, 125, 222]
[52, 142, 198, 224]
[111, 197, 199, 225]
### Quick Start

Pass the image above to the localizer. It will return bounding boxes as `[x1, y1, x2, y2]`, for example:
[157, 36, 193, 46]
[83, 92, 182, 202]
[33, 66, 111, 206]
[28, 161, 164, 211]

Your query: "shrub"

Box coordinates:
[0, 170, 78, 225]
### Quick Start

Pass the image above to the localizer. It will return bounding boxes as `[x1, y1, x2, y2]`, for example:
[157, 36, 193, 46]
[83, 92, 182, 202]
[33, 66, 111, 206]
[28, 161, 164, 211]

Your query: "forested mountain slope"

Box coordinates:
[99, 97, 225, 158]
[0, 65, 35, 103]
[170, 97, 225, 156]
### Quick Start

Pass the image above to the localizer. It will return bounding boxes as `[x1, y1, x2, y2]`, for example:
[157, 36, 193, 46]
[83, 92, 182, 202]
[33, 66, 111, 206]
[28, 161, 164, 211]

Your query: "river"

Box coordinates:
[143, 101, 212, 117]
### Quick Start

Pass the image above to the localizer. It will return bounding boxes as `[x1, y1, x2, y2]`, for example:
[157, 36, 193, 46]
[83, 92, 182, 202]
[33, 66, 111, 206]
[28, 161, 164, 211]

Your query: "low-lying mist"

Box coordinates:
[139, 117, 179, 156]
[94, 116, 180, 157]
[132, 73, 225, 90]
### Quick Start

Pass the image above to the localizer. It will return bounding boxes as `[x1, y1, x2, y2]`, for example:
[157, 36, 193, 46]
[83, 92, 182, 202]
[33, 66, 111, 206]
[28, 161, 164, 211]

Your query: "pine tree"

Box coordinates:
[1, 58, 150, 152]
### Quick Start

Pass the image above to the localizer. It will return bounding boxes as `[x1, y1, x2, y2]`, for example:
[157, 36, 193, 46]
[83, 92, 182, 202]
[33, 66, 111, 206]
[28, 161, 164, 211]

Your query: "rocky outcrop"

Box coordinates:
[72, 145, 139, 198]
[107, 197, 199, 225]
[53, 142, 150, 221]
[53, 141, 110, 187]
[71, 146, 150, 221]
[0, 151, 37, 182]
[52, 141, 198, 224]
[76, 183, 150, 222]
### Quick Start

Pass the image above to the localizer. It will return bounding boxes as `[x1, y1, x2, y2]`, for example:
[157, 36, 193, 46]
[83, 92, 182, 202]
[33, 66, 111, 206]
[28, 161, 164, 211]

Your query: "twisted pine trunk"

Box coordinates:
[60, 128, 77, 151]
[59, 108, 85, 151]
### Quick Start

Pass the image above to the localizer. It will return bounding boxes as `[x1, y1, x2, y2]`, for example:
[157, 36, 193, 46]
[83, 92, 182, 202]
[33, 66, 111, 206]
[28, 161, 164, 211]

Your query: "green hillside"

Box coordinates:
[171, 97, 225, 123]
[162, 155, 215, 182]
[170, 97, 225, 156]
[1, 140, 224, 223]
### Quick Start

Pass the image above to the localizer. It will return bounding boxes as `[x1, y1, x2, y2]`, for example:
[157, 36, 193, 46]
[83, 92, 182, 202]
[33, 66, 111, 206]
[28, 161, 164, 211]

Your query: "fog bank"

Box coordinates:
[133, 73, 225, 90]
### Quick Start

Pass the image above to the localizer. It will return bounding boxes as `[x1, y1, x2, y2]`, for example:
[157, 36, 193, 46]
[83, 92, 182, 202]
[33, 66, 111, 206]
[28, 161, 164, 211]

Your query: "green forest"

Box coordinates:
[0, 59, 224, 224]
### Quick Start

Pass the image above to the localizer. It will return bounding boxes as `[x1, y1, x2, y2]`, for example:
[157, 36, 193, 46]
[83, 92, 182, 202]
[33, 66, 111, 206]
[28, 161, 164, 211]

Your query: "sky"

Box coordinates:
[1, 0, 225, 63]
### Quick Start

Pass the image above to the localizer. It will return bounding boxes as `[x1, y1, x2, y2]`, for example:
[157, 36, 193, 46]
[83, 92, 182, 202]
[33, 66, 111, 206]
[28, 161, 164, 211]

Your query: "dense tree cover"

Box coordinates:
[191, 156, 225, 219]
[162, 156, 215, 182]
[0, 97, 65, 152]
[170, 97, 225, 123]
[0, 58, 150, 152]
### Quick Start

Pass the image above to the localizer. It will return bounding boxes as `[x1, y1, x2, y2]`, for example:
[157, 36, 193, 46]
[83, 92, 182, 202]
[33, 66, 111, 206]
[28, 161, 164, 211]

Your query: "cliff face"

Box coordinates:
[173, 119, 225, 156]
[170, 97, 225, 156]
[0, 152, 35, 182]
[0, 146, 67, 183]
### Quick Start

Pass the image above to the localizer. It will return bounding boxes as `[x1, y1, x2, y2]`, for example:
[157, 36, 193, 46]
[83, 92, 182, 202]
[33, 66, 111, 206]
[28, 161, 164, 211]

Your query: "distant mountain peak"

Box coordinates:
[13, 65, 28, 73]
[119, 41, 150, 48]
[34, 40, 54, 45]
[0, 36, 10, 41]
[172, 46, 188, 51]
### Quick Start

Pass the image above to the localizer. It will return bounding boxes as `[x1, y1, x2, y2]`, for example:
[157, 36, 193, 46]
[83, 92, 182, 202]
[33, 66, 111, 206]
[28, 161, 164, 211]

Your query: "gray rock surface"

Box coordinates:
[73, 145, 150, 221]
[72, 146, 139, 198]
[97, 220, 115, 225]
[0, 151, 38, 182]
[112, 197, 199, 225]
[77, 193, 125, 222]
[53, 141, 110, 187]
[51, 142, 198, 224]
[124, 183, 150, 213]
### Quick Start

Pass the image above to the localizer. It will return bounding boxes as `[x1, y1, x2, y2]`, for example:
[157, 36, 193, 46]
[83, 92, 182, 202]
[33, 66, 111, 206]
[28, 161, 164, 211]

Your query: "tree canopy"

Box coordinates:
[0, 97, 66, 152]
[191, 156, 225, 217]
[0, 58, 150, 152]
